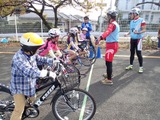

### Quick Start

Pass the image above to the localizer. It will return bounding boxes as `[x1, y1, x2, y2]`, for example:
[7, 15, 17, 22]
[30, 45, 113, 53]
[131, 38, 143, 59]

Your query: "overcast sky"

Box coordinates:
[59, 0, 115, 21]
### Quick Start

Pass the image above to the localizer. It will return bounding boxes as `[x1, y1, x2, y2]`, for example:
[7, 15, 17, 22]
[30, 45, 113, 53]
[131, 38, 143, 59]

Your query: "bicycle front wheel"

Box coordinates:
[0, 85, 14, 120]
[52, 88, 96, 120]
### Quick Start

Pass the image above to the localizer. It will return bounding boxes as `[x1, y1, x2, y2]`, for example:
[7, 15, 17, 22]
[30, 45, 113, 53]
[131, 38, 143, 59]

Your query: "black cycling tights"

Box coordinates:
[105, 61, 112, 80]
[130, 40, 143, 67]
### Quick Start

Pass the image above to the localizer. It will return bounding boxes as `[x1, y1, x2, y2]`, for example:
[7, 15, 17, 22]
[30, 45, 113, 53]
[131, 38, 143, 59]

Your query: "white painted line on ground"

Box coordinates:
[0, 52, 160, 59]
[115, 54, 160, 59]
[0, 52, 15, 54]
[79, 64, 94, 120]
[101, 54, 160, 59]
[85, 64, 94, 91]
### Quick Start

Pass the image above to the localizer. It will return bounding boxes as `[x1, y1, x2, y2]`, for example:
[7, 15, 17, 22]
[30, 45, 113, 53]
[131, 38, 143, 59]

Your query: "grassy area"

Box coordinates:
[0, 40, 158, 51]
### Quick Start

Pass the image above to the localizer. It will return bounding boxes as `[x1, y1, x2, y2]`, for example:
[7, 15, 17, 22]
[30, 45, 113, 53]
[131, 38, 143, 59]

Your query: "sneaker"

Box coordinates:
[101, 79, 113, 85]
[102, 73, 108, 78]
[102, 73, 113, 78]
[125, 65, 133, 70]
[138, 67, 143, 73]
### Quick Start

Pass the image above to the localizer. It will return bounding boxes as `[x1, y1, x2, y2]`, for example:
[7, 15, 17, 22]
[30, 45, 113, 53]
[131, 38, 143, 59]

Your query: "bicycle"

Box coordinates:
[60, 49, 92, 75]
[60, 33, 69, 45]
[61, 33, 97, 65]
[78, 39, 97, 64]
[0, 62, 96, 120]
[40, 60, 81, 87]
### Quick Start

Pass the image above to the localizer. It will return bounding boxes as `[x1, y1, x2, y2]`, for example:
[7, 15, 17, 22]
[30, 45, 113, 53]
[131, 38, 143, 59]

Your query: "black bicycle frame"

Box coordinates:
[0, 79, 61, 112]
[34, 79, 61, 108]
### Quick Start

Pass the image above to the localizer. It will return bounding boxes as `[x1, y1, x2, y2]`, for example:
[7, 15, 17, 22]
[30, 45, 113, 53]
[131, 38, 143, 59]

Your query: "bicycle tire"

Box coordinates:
[80, 44, 96, 65]
[78, 56, 92, 66]
[61, 35, 68, 44]
[64, 63, 80, 79]
[90, 46, 97, 64]
[0, 84, 14, 120]
[86, 46, 97, 64]
[73, 59, 91, 75]
[52, 88, 96, 120]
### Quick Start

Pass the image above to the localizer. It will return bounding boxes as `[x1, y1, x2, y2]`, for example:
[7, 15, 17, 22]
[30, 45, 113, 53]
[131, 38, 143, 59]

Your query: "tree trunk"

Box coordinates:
[54, 8, 58, 28]
[136, 2, 160, 6]
[40, 16, 51, 30]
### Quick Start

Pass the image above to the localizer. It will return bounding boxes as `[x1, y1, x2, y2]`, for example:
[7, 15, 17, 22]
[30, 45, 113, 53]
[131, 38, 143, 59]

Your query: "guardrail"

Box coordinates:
[0, 32, 158, 42]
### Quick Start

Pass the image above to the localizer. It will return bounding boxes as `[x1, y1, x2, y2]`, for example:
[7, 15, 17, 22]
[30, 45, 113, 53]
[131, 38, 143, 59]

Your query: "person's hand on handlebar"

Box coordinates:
[40, 69, 56, 79]
[52, 57, 60, 66]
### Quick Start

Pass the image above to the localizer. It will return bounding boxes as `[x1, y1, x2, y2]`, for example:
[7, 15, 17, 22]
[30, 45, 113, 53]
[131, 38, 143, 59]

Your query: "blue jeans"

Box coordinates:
[158, 37, 160, 48]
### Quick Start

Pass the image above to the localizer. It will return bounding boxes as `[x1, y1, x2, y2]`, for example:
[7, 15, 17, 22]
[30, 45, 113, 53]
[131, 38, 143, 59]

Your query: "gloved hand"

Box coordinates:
[85, 24, 89, 27]
[40, 69, 56, 79]
[53, 57, 60, 66]
[53, 57, 60, 63]
[49, 71, 56, 79]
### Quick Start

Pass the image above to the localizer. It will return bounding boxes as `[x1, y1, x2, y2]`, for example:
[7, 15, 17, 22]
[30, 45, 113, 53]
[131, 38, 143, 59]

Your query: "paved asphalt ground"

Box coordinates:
[0, 47, 160, 120]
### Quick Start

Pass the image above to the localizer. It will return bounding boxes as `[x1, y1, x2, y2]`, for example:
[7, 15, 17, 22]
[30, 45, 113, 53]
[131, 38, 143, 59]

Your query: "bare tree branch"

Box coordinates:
[136, 2, 160, 7]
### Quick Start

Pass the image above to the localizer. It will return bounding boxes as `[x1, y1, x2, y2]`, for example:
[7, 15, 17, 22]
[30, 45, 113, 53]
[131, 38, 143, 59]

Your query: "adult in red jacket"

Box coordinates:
[96, 9, 120, 85]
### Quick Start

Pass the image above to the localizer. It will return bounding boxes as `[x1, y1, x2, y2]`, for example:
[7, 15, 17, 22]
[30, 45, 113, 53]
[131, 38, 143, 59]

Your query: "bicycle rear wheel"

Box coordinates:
[61, 35, 68, 44]
[78, 56, 92, 66]
[0, 85, 14, 120]
[64, 63, 81, 83]
[73, 59, 91, 75]
[88, 46, 97, 64]
[52, 88, 96, 120]
[80, 46, 96, 65]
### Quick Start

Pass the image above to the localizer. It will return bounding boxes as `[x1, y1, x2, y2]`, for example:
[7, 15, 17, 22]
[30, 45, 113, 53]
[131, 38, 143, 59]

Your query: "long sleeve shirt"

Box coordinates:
[10, 50, 54, 97]
[102, 20, 116, 39]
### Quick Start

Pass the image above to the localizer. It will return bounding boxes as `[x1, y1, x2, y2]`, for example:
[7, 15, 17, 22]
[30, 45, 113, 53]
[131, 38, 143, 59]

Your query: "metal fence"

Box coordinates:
[0, 17, 159, 40]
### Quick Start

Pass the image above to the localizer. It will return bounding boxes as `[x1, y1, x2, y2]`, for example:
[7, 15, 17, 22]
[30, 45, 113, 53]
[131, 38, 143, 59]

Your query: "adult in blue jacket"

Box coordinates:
[81, 16, 92, 41]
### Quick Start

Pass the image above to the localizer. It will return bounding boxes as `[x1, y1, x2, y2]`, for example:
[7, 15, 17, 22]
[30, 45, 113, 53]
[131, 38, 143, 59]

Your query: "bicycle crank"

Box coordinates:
[23, 106, 39, 118]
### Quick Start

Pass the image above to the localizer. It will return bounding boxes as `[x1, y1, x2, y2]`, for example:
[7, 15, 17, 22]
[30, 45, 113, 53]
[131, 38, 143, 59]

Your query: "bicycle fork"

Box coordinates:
[62, 90, 80, 111]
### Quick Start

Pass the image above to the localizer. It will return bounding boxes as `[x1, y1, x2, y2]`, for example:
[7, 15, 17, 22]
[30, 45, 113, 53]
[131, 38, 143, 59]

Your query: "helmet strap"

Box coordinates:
[107, 15, 112, 23]
[30, 51, 34, 56]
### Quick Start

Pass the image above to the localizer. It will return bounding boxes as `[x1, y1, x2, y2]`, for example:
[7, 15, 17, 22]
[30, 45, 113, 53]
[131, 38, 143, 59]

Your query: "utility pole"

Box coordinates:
[99, 8, 102, 32]
[14, 14, 18, 41]
[41, 19, 43, 38]
[97, 0, 107, 32]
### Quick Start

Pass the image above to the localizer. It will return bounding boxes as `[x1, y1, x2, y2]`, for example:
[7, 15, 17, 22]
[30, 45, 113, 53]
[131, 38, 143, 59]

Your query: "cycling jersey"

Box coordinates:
[67, 36, 79, 50]
[130, 17, 146, 39]
[39, 40, 59, 56]
[101, 20, 119, 62]
[102, 20, 120, 42]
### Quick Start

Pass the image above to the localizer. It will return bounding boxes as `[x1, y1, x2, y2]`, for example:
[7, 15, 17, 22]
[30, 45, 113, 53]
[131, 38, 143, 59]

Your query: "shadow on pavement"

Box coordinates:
[88, 70, 139, 109]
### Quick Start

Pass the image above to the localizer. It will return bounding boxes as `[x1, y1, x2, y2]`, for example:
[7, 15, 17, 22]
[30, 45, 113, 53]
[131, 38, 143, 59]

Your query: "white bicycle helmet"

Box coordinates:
[107, 9, 118, 17]
[82, 27, 88, 31]
[131, 7, 141, 15]
[20, 32, 44, 55]
[48, 28, 61, 38]
[69, 27, 79, 35]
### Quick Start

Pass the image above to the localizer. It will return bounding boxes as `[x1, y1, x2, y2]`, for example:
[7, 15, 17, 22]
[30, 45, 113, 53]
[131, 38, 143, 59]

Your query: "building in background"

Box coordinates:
[6, 9, 97, 33]
[117, 0, 160, 24]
